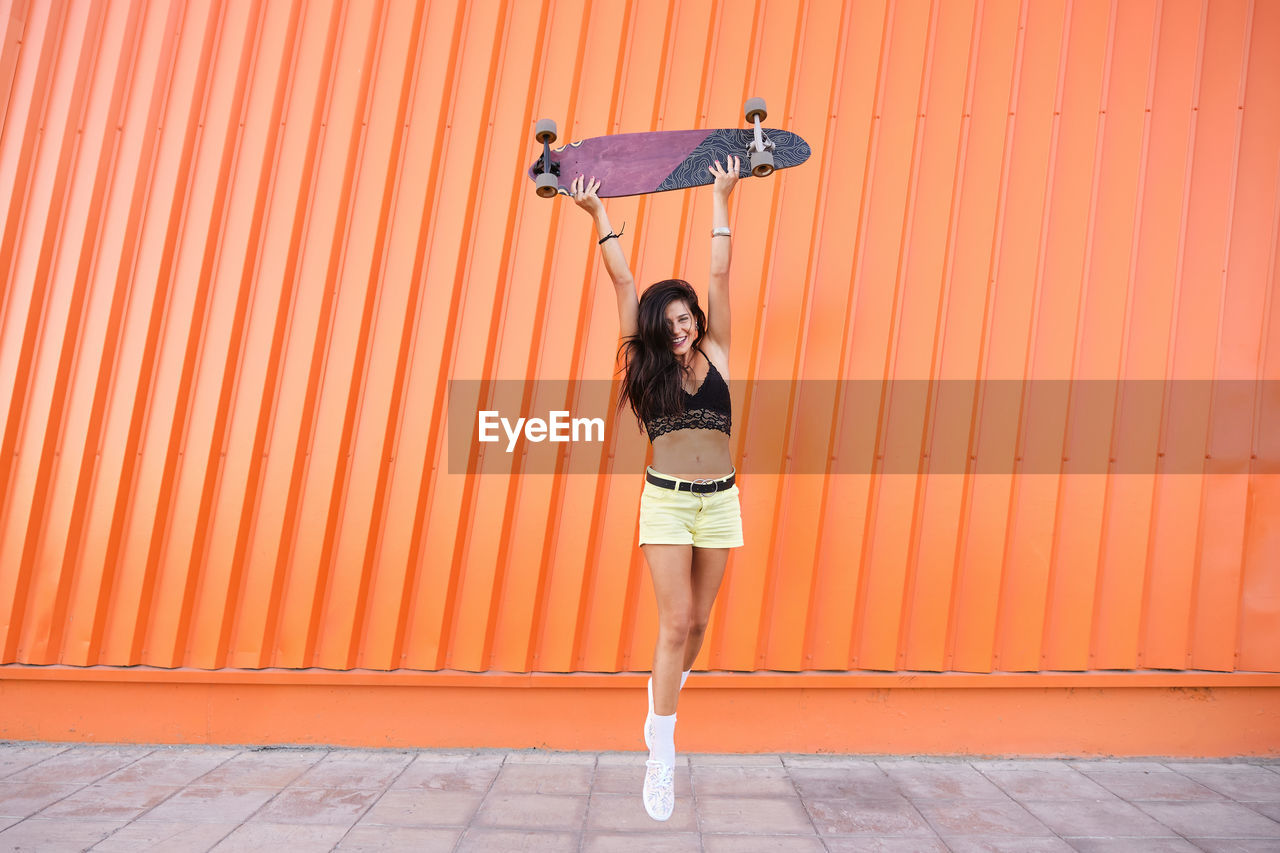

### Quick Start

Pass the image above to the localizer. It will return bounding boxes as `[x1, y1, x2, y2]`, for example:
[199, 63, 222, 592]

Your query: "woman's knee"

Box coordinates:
[657, 608, 695, 642]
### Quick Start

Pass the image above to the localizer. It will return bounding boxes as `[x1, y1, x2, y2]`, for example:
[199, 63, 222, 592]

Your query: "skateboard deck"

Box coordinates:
[527, 127, 810, 198]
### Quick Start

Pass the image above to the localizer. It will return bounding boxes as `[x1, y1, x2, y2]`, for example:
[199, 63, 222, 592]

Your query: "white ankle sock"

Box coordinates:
[651, 670, 690, 712]
[649, 711, 676, 767]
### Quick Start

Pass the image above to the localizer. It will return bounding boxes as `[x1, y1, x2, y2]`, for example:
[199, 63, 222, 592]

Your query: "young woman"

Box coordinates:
[570, 157, 743, 822]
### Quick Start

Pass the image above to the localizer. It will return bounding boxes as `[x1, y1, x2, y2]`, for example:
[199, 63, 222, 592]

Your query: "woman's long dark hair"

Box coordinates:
[617, 279, 707, 427]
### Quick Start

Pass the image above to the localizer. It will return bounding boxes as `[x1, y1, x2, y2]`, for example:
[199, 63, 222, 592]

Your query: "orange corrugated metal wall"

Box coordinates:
[1, 0, 1277, 676]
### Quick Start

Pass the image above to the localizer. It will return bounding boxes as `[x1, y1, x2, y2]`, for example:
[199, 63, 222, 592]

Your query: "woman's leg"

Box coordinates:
[641, 543, 695, 716]
[683, 547, 730, 670]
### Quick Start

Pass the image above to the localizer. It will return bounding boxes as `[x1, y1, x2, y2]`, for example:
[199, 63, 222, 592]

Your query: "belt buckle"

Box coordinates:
[691, 477, 714, 494]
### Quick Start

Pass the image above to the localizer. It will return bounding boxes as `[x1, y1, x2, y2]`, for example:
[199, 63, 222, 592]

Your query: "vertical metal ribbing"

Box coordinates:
[385, 0, 469, 672]
[0, 0, 70, 661]
[39, 0, 150, 665]
[209, 0, 307, 669]
[252, 0, 352, 669]
[0, 0, 1274, 675]
[80, 0, 189, 666]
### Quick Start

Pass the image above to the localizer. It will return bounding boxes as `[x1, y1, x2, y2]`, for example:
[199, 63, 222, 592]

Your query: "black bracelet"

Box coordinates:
[598, 221, 626, 245]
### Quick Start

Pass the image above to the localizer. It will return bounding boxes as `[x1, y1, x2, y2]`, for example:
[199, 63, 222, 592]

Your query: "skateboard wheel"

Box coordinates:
[535, 172, 559, 198]
[535, 118, 557, 145]
[744, 97, 767, 124]
[750, 149, 775, 177]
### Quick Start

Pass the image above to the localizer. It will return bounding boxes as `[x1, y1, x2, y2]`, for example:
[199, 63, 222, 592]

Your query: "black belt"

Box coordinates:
[646, 470, 735, 494]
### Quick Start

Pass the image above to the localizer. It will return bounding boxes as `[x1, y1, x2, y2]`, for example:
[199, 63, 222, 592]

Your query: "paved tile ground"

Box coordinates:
[1, 743, 1278, 851]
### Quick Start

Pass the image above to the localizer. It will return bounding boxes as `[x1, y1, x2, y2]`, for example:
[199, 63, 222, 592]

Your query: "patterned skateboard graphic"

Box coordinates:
[655, 129, 808, 192]
[528, 128, 810, 198]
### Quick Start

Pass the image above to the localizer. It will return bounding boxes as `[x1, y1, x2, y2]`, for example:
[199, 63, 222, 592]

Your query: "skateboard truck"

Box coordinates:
[744, 98, 775, 177]
[533, 119, 561, 197]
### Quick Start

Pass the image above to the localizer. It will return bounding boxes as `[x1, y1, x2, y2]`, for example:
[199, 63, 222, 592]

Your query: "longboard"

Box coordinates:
[529, 100, 809, 199]
[527, 127, 811, 198]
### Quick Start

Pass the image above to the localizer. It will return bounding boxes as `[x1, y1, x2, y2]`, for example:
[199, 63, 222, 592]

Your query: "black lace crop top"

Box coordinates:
[644, 359, 732, 442]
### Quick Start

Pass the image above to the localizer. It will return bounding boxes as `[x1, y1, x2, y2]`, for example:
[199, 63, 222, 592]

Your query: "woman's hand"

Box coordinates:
[709, 155, 740, 198]
[571, 174, 605, 217]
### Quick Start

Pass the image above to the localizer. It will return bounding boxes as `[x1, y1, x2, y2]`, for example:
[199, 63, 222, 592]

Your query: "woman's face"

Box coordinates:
[664, 299, 696, 357]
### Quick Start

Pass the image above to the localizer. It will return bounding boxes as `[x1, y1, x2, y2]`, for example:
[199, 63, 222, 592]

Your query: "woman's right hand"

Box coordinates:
[571, 174, 604, 217]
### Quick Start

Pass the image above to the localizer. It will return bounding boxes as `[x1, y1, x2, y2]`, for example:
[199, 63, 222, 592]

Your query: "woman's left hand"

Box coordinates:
[709, 155, 740, 198]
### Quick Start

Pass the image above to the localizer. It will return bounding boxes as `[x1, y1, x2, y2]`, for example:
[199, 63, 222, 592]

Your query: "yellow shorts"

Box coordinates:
[637, 467, 744, 549]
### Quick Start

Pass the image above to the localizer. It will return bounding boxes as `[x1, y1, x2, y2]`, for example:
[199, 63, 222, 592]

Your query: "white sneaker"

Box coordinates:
[643, 758, 674, 821]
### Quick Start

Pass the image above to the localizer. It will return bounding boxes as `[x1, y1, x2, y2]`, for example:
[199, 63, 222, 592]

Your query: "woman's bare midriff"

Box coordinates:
[650, 429, 734, 480]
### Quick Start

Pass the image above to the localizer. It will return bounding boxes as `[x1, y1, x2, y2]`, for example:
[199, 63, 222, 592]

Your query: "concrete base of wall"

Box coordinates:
[2, 667, 1277, 757]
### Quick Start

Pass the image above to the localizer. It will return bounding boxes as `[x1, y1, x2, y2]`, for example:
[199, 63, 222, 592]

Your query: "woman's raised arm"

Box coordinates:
[572, 175, 638, 340]
[704, 155, 740, 352]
